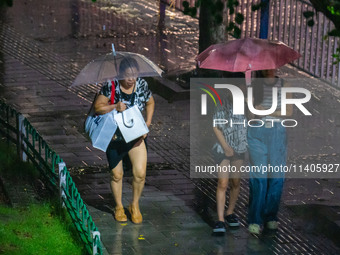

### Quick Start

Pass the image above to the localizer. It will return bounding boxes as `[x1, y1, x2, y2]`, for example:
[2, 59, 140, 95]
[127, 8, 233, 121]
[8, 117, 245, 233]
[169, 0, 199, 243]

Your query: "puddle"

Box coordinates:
[288, 204, 340, 247]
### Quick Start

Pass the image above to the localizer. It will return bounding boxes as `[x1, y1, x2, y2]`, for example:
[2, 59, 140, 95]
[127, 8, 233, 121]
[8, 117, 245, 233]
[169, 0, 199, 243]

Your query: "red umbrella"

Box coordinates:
[196, 37, 301, 84]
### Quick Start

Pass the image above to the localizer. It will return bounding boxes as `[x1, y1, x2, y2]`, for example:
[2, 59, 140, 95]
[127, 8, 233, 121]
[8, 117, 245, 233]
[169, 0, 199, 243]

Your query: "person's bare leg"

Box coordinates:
[110, 160, 127, 221]
[128, 139, 147, 206]
[216, 159, 230, 222]
[226, 159, 243, 216]
[110, 160, 124, 208]
[127, 139, 147, 223]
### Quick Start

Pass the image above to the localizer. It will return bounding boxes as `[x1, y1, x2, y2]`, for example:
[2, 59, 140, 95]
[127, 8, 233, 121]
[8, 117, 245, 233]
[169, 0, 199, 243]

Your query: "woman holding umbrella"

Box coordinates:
[247, 69, 293, 234]
[93, 57, 155, 224]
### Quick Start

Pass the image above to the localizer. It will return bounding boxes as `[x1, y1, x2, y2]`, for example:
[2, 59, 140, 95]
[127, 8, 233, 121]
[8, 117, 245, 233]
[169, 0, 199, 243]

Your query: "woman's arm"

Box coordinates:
[213, 127, 234, 157]
[145, 96, 155, 127]
[93, 94, 126, 115]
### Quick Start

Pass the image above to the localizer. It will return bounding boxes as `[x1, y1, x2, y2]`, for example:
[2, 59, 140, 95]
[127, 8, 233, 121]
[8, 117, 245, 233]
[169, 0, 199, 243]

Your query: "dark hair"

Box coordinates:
[119, 57, 140, 75]
[252, 71, 264, 106]
[252, 70, 281, 106]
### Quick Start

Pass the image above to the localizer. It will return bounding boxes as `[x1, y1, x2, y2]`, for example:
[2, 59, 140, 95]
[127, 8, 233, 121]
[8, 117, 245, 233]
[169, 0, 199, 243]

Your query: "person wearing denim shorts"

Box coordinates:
[247, 70, 292, 235]
[212, 94, 247, 234]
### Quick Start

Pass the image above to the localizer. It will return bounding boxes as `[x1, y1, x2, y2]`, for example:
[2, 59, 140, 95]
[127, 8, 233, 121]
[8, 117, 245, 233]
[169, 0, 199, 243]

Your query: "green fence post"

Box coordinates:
[58, 162, 67, 208]
[17, 114, 27, 161]
[92, 231, 101, 255]
[16, 113, 20, 156]
[6, 105, 9, 146]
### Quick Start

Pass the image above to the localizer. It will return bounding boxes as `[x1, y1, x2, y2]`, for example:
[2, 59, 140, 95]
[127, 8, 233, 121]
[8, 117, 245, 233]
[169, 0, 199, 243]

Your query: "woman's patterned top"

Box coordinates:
[99, 78, 152, 111]
[212, 102, 248, 154]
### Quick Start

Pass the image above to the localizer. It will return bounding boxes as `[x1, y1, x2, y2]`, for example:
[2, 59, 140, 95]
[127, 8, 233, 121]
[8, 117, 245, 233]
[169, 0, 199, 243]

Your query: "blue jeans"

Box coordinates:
[247, 123, 287, 225]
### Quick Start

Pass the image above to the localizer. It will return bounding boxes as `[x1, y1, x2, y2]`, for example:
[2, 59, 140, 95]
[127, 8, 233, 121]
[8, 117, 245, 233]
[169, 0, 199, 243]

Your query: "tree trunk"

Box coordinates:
[199, 0, 227, 53]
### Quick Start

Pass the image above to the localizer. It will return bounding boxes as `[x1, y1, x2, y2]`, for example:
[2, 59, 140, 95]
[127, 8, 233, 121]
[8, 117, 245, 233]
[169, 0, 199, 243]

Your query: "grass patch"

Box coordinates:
[0, 203, 86, 255]
[0, 141, 40, 183]
[0, 140, 86, 254]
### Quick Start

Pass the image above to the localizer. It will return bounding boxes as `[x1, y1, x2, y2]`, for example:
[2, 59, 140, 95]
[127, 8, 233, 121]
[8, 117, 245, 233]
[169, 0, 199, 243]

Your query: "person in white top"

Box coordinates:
[212, 83, 248, 234]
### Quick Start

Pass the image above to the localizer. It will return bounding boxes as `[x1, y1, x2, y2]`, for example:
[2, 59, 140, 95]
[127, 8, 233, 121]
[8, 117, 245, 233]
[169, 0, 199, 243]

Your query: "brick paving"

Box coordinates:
[1, 0, 340, 254]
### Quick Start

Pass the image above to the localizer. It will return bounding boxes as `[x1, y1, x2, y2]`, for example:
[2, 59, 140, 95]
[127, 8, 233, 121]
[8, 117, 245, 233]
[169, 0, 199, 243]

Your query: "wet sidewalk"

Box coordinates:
[74, 166, 254, 255]
[1, 0, 340, 254]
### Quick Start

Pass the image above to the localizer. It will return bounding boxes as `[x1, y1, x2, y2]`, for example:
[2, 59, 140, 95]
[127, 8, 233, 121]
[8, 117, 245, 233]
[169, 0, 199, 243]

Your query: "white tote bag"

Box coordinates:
[85, 110, 117, 151]
[84, 81, 117, 152]
[114, 105, 149, 143]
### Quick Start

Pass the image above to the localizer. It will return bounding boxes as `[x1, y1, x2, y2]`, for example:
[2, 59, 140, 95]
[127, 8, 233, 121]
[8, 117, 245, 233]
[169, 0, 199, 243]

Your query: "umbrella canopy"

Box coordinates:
[72, 51, 163, 87]
[196, 38, 301, 84]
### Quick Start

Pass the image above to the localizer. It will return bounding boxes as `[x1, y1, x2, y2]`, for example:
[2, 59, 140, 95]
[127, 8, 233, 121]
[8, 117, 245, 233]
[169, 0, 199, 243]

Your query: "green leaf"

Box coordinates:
[251, 3, 262, 11]
[226, 22, 235, 32]
[233, 27, 241, 38]
[216, 0, 224, 10]
[190, 7, 197, 17]
[182, 1, 189, 8]
[209, 3, 217, 15]
[215, 14, 223, 25]
[303, 11, 314, 19]
[327, 5, 340, 16]
[235, 13, 244, 25]
[252, 1, 269, 11]
[307, 19, 315, 27]
[229, 6, 235, 15]
[195, 0, 202, 8]
[183, 7, 190, 15]
[332, 50, 340, 64]
[227, 0, 235, 9]
[328, 29, 340, 37]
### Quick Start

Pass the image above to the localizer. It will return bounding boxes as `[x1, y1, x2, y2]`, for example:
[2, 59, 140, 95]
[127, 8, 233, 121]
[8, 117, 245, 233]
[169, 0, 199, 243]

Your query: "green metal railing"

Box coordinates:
[0, 100, 102, 255]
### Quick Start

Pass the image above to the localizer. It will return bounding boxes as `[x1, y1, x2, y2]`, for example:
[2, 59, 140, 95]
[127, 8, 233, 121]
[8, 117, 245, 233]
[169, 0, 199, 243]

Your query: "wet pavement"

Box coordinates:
[1, 0, 340, 254]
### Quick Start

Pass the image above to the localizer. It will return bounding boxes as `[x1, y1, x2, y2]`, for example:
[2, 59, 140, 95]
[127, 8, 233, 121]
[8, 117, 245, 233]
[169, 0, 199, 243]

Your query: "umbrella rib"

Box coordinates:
[96, 54, 110, 83]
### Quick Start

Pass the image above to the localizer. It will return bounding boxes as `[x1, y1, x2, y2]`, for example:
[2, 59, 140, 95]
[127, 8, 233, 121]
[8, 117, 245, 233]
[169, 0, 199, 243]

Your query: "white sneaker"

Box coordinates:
[248, 224, 261, 235]
[266, 221, 278, 230]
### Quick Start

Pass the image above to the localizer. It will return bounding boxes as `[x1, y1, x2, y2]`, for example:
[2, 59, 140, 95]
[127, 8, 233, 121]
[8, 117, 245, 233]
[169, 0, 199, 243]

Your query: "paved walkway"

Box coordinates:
[1, 0, 340, 254]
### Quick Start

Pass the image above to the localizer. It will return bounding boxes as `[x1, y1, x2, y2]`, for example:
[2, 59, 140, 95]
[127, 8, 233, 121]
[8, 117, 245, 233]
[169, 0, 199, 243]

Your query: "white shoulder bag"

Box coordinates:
[114, 105, 149, 143]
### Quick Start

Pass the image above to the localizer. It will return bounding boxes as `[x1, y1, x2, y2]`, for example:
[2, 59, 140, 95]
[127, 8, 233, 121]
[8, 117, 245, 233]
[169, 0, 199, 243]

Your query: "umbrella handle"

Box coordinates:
[245, 70, 252, 86]
[122, 111, 134, 128]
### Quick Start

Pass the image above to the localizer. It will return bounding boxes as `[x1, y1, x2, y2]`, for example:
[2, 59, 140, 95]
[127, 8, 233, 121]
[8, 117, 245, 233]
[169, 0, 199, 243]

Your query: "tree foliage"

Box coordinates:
[307, 0, 340, 63]
[184, 0, 245, 39]
[0, 0, 13, 7]
[183, 0, 340, 63]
